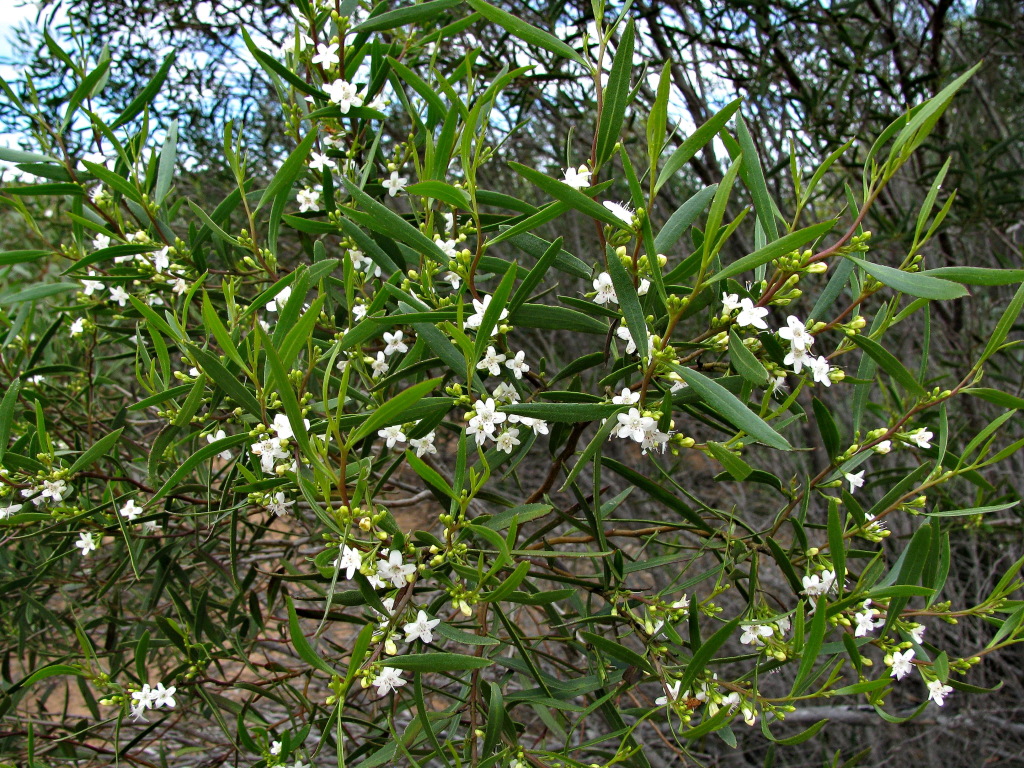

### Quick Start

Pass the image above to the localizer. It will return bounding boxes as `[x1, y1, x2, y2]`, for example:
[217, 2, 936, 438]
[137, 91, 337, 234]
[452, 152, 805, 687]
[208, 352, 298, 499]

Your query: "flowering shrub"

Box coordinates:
[1, 1, 1023, 766]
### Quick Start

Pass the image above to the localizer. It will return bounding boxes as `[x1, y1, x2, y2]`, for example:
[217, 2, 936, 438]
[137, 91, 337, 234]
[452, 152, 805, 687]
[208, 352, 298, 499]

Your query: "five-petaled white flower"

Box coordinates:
[908, 624, 926, 644]
[801, 569, 837, 598]
[308, 151, 336, 172]
[335, 545, 362, 579]
[721, 292, 742, 314]
[206, 429, 233, 461]
[109, 286, 130, 306]
[808, 355, 832, 386]
[906, 428, 933, 449]
[272, 413, 310, 441]
[403, 610, 441, 644]
[81, 273, 104, 296]
[477, 346, 507, 376]
[33, 479, 68, 505]
[495, 428, 521, 454]
[845, 470, 865, 492]
[311, 41, 340, 67]
[778, 315, 814, 351]
[93, 233, 111, 250]
[784, 344, 811, 374]
[640, 424, 670, 455]
[382, 330, 408, 356]
[735, 298, 769, 330]
[75, 531, 98, 556]
[509, 415, 548, 435]
[592, 272, 618, 305]
[0, 503, 21, 520]
[603, 200, 634, 226]
[370, 352, 390, 378]
[382, 170, 408, 197]
[612, 387, 640, 405]
[467, 398, 506, 444]
[251, 437, 289, 473]
[927, 678, 952, 706]
[854, 600, 884, 637]
[378, 425, 406, 449]
[506, 350, 529, 379]
[373, 667, 407, 696]
[739, 623, 774, 646]
[120, 499, 142, 522]
[377, 549, 416, 588]
[615, 408, 655, 443]
[151, 247, 170, 273]
[297, 187, 320, 212]
[69, 318, 85, 337]
[266, 492, 294, 516]
[324, 79, 364, 113]
[562, 165, 591, 189]
[152, 682, 176, 709]
[465, 295, 509, 331]
[890, 649, 915, 680]
[410, 432, 437, 457]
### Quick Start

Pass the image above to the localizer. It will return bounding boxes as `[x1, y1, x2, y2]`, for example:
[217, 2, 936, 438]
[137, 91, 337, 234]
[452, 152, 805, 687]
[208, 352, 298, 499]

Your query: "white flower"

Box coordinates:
[873, 439, 892, 454]
[495, 428, 521, 454]
[206, 429, 233, 460]
[272, 413, 310, 441]
[41, 479, 68, 504]
[311, 41, 340, 67]
[120, 499, 143, 522]
[784, 344, 811, 374]
[775, 615, 791, 635]
[615, 323, 650, 355]
[467, 398, 506, 445]
[612, 387, 640, 405]
[81, 273, 104, 296]
[640, 424, 670, 455]
[615, 408, 655, 443]
[250, 437, 289, 473]
[505, 350, 529, 379]
[808, 355, 832, 386]
[492, 382, 520, 403]
[370, 352, 390, 377]
[334, 545, 362, 579]
[382, 330, 408, 356]
[845, 470, 865, 492]
[778, 315, 814, 351]
[266, 492, 295, 516]
[908, 624, 926, 644]
[477, 346, 507, 376]
[270, 740, 283, 756]
[655, 681, 681, 707]
[927, 678, 952, 706]
[69, 318, 85, 337]
[172, 278, 188, 294]
[324, 79, 365, 113]
[132, 684, 157, 711]
[349, 249, 370, 271]
[151, 247, 170, 273]
[352, 304, 367, 321]
[735, 298, 769, 330]
[297, 187, 321, 212]
[592, 272, 618, 305]
[801, 569, 837, 598]
[637, 278, 651, 296]
[444, 271, 461, 290]
[0, 503, 22, 519]
[465, 295, 509, 331]
[906, 428, 933, 449]
[409, 432, 437, 457]
[889, 649, 915, 680]
[562, 165, 591, 189]
[739, 623, 774, 646]
[437, 238, 459, 259]
[377, 549, 416, 588]
[721, 292, 742, 313]
[603, 200, 634, 226]
[109, 286, 130, 306]
[378, 425, 407, 449]
[308, 151, 336, 172]
[152, 682, 176, 709]
[373, 667, 407, 696]
[322, 133, 345, 150]
[93, 233, 111, 250]
[382, 170, 408, 197]
[403, 610, 441, 644]
[509, 415, 548, 435]
[854, 600, 884, 637]
[267, 285, 292, 312]
[75, 531, 98, 556]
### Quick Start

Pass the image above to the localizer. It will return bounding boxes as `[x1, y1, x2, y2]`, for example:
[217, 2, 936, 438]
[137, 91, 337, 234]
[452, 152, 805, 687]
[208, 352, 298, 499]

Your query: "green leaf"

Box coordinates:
[728, 329, 768, 386]
[511, 303, 608, 335]
[579, 631, 654, 674]
[0, 380, 21, 466]
[508, 162, 629, 228]
[671, 365, 792, 450]
[606, 245, 648, 359]
[706, 441, 753, 481]
[111, 52, 176, 128]
[602, 457, 712, 533]
[405, 180, 471, 210]
[560, 408, 624, 491]
[241, 28, 325, 100]
[405, 449, 455, 499]
[791, 598, 828, 695]
[342, 178, 448, 262]
[1, 282, 80, 304]
[81, 160, 143, 204]
[812, 398, 841, 461]
[655, 98, 742, 196]
[464, 0, 584, 64]
[678, 617, 742, 695]
[733, 112, 779, 241]
[257, 129, 318, 211]
[708, 219, 836, 283]
[0, 250, 49, 266]
[595, 20, 634, 168]
[349, 377, 442, 446]
[189, 346, 261, 418]
[963, 387, 1024, 411]
[919, 266, 1024, 286]
[354, 0, 461, 32]
[509, 237, 561, 312]
[382, 653, 493, 672]
[505, 231, 591, 279]
[502, 402, 617, 423]
[654, 185, 717, 254]
[981, 282, 1024, 364]
[849, 334, 927, 398]
[67, 428, 123, 475]
[286, 596, 336, 675]
[926, 502, 1019, 518]
[845, 255, 968, 300]
[147, 434, 250, 505]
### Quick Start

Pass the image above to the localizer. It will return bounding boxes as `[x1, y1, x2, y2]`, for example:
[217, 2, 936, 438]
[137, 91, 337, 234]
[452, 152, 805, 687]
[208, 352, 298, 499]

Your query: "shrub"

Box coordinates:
[1, 2, 1023, 766]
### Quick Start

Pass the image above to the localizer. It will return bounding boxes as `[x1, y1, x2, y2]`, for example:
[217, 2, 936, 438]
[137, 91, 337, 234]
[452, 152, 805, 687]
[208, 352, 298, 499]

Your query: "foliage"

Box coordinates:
[1, 2, 1023, 766]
